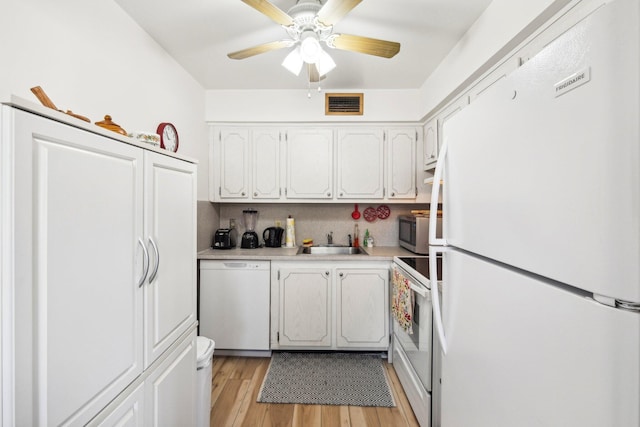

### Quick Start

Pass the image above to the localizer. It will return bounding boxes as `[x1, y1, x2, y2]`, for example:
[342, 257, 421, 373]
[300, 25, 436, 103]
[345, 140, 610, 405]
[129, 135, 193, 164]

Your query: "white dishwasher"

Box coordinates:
[199, 260, 270, 351]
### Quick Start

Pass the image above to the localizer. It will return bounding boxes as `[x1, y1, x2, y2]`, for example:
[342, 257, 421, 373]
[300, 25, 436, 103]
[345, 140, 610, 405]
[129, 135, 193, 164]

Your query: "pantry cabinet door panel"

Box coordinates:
[14, 110, 144, 427]
[144, 152, 197, 368]
[145, 332, 197, 427]
[286, 129, 333, 199]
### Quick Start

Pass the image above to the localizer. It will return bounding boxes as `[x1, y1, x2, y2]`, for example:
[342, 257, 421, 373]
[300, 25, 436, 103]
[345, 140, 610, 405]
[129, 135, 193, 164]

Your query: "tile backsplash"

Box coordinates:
[214, 202, 428, 247]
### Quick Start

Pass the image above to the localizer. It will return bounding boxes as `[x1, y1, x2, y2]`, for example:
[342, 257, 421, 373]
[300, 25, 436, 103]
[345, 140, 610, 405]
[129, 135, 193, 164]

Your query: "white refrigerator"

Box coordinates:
[428, 0, 640, 425]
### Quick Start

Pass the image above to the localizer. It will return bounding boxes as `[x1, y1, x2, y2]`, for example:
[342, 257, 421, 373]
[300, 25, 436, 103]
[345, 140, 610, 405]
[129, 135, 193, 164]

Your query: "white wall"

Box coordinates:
[0, 0, 209, 199]
[418, 0, 572, 118]
[205, 89, 422, 123]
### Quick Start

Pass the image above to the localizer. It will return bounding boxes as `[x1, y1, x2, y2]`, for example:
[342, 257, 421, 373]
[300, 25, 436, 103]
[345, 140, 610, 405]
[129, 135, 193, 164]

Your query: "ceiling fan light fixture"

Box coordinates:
[282, 46, 303, 75]
[316, 48, 336, 76]
[299, 31, 322, 63]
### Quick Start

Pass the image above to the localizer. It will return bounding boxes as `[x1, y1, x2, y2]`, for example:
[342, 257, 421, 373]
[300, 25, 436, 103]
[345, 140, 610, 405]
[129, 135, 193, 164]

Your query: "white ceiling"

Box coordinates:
[114, 0, 493, 91]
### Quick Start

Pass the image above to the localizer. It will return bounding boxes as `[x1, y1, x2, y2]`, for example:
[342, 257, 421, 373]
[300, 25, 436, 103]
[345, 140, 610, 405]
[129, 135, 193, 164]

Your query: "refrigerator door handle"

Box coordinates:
[429, 247, 448, 354]
[430, 138, 448, 246]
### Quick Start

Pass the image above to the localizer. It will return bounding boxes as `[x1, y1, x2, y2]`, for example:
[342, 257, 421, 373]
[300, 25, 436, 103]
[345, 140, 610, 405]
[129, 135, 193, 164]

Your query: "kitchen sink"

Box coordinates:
[296, 245, 368, 255]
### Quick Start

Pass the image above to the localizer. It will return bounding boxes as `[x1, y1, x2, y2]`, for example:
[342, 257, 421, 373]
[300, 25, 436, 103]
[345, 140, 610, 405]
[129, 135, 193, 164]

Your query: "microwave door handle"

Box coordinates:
[429, 138, 447, 246]
[429, 247, 448, 354]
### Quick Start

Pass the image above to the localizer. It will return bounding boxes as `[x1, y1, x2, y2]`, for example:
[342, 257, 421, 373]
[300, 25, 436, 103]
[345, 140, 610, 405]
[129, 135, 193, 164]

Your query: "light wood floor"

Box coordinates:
[209, 354, 419, 427]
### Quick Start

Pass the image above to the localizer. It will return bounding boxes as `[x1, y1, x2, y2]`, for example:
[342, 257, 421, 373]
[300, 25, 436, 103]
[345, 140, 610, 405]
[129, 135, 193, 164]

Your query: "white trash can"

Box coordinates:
[196, 336, 215, 427]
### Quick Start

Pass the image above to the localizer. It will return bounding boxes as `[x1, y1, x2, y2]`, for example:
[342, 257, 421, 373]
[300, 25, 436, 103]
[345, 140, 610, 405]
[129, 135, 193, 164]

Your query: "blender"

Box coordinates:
[241, 209, 259, 248]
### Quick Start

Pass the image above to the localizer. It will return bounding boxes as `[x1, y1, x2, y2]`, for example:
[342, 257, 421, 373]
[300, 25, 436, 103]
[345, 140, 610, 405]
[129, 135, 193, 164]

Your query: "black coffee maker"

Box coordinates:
[263, 226, 284, 247]
[241, 209, 259, 249]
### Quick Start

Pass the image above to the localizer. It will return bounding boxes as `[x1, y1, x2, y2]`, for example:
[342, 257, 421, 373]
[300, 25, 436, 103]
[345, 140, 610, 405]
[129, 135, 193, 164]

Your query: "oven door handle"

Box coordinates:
[409, 282, 428, 299]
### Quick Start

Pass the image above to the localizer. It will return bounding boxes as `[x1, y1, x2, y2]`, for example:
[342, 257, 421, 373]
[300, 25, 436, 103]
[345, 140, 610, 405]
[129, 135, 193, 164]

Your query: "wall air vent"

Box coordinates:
[325, 93, 364, 116]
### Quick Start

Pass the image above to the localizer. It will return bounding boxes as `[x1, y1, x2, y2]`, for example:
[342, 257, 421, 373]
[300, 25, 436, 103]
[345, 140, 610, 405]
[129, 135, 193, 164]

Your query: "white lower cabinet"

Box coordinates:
[275, 266, 333, 348]
[91, 329, 197, 427]
[336, 268, 389, 349]
[271, 261, 390, 351]
[1, 104, 197, 426]
[144, 331, 197, 426]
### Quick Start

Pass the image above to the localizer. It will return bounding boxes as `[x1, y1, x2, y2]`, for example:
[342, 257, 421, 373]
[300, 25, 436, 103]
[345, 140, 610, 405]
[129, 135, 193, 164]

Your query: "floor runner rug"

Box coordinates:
[257, 352, 395, 407]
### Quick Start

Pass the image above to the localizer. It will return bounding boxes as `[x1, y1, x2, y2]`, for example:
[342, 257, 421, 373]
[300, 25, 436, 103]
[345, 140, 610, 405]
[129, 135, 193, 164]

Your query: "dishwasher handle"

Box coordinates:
[223, 262, 249, 269]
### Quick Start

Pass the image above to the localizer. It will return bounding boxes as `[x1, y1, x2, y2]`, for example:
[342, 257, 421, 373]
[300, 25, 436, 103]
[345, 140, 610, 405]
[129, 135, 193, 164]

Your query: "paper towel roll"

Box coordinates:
[285, 216, 296, 247]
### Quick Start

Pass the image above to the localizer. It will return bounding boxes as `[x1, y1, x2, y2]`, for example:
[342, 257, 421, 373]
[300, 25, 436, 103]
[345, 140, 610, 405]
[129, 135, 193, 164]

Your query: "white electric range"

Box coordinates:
[392, 256, 442, 427]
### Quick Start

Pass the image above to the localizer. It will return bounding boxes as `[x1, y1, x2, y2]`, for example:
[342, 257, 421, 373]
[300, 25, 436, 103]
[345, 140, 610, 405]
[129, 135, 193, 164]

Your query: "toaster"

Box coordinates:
[212, 228, 237, 249]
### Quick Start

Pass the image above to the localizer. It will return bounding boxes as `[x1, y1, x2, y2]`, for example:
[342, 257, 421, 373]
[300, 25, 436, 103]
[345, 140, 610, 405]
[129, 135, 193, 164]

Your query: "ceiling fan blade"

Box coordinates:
[329, 33, 400, 58]
[240, 0, 294, 26]
[317, 0, 363, 26]
[227, 40, 294, 60]
[308, 64, 326, 83]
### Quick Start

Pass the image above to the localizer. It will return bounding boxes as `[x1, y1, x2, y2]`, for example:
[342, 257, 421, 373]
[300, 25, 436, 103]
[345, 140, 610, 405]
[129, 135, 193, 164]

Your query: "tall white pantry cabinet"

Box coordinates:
[0, 100, 198, 426]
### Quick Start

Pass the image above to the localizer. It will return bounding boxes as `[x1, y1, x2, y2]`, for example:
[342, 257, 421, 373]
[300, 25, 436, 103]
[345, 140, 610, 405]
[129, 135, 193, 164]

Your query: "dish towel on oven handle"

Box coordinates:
[392, 266, 414, 334]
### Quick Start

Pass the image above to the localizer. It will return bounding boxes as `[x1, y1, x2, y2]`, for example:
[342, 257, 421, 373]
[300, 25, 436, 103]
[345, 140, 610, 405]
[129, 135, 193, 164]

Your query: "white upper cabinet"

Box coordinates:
[336, 128, 385, 199]
[387, 128, 418, 199]
[424, 117, 438, 170]
[252, 129, 282, 199]
[285, 128, 334, 199]
[218, 128, 249, 199]
[210, 125, 419, 203]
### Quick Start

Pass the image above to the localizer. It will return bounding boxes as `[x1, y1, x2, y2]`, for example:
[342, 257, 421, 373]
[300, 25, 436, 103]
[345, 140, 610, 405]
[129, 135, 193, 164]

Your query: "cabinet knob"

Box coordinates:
[339, 272, 344, 277]
[254, 192, 258, 197]
[391, 192, 396, 197]
[241, 192, 246, 196]
[327, 192, 331, 197]
[325, 271, 330, 276]
[340, 192, 343, 197]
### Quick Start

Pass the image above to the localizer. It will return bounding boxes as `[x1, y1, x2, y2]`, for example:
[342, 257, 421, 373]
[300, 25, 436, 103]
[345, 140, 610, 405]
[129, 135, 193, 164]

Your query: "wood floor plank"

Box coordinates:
[384, 362, 420, 426]
[211, 378, 250, 427]
[211, 356, 240, 407]
[262, 403, 295, 427]
[232, 358, 270, 427]
[321, 405, 351, 426]
[210, 355, 418, 427]
[292, 404, 322, 427]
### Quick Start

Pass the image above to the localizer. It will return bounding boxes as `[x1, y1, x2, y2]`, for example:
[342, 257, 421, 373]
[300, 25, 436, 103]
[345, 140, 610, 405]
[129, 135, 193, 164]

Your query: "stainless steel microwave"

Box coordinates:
[398, 215, 442, 254]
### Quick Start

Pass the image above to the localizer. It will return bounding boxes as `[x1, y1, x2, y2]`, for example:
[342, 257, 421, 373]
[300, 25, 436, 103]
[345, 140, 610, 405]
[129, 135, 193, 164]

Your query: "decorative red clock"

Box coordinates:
[156, 122, 179, 152]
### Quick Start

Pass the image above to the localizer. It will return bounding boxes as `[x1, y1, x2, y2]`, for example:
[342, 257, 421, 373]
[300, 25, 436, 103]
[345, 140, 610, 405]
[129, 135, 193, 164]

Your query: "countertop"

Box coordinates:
[197, 245, 415, 262]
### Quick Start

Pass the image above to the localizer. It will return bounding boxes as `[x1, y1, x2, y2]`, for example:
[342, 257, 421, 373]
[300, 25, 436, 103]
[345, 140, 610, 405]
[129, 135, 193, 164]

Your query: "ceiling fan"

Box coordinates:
[228, 0, 401, 82]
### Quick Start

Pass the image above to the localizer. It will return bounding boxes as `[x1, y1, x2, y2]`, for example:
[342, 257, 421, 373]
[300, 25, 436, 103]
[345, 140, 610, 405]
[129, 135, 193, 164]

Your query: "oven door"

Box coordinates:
[392, 265, 433, 393]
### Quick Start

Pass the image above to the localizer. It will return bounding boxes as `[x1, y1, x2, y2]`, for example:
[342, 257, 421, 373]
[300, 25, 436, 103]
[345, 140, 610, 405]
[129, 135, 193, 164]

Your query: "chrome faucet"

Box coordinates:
[327, 231, 333, 245]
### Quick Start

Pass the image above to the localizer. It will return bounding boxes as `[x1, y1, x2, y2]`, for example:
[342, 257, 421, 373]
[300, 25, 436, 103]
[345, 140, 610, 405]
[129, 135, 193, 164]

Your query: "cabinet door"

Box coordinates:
[336, 129, 384, 199]
[252, 129, 282, 199]
[144, 152, 197, 367]
[92, 383, 144, 427]
[437, 96, 469, 155]
[336, 269, 389, 349]
[423, 118, 438, 170]
[277, 267, 332, 347]
[218, 128, 249, 199]
[12, 110, 144, 427]
[387, 128, 417, 199]
[285, 129, 333, 199]
[144, 331, 197, 427]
